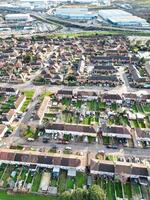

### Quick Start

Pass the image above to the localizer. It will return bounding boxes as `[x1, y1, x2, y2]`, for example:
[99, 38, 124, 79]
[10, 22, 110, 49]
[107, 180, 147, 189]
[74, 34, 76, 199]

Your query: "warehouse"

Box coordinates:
[54, 7, 97, 20]
[5, 14, 31, 22]
[99, 9, 149, 27]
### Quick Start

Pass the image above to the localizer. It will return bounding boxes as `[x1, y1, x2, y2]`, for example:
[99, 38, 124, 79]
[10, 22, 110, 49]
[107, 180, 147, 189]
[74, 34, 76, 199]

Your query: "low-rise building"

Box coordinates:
[2, 109, 16, 125]
[102, 125, 132, 139]
[57, 90, 73, 99]
[35, 96, 50, 124]
[135, 128, 150, 143]
[0, 124, 8, 138]
[45, 123, 97, 137]
[102, 94, 122, 104]
[14, 95, 26, 112]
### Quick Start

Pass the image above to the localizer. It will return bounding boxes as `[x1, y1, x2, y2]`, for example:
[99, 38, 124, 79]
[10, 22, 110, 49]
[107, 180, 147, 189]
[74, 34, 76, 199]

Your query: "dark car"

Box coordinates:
[43, 137, 49, 143]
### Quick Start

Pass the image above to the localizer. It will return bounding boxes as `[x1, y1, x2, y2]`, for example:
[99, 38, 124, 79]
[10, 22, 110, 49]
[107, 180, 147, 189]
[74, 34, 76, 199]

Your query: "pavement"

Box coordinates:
[21, 138, 150, 159]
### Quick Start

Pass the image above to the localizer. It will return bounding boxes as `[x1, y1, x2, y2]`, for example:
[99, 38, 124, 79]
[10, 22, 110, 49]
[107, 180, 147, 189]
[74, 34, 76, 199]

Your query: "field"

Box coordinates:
[0, 191, 57, 200]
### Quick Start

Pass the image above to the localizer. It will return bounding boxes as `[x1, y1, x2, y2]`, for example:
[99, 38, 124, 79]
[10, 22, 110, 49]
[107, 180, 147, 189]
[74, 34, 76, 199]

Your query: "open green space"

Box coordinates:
[66, 177, 75, 189]
[2, 165, 16, 187]
[142, 104, 150, 113]
[58, 170, 67, 193]
[20, 90, 34, 112]
[75, 172, 86, 188]
[87, 100, 106, 111]
[131, 183, 141, 196]
[115, 181, 123, 198]
[26, 171, 34, 184]
[0, 190, 57, 200]
[103, 136, 111, 145]
[106, 180, 116, 200]
[31, 170, 42, 192]
[132, 103, 144, 113]
[123, 182, 132, 200]
[130, 120, 140, 128]
[0, 164, 7, 179]
[19, 167, 28, 181]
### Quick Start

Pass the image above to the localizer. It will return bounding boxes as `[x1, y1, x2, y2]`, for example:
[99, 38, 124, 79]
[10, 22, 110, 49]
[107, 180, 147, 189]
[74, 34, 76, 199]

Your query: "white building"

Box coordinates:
[5, 14, 31, 22]
[99, 9, 149, 27]
[54, 7, 98, 20]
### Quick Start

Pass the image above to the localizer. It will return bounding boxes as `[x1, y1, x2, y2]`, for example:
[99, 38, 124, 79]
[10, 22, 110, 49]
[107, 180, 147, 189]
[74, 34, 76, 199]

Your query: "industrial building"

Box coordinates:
[99, 9, 149, 27]
[54, 7, 98, 20]
[5, 14, 31, 22]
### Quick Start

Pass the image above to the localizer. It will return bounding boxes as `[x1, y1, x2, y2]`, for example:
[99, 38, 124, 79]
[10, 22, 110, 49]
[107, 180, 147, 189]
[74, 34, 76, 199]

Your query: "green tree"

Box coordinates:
[88, 185, 106, 200]
[71, 188, 87, 200]
[59, 191, 71, 200]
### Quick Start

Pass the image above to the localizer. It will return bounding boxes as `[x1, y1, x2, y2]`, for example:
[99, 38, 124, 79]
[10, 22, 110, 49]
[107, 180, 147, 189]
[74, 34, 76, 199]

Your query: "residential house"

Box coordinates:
[2, 109, 16, 125]
[56, 90, 73, 100]
[90, 159, 115, 176]
[0, 87, 19, 96]
[122, 93, 137, 103]
[76, 91, 98, 100]
[102, 125, 132, 139]
[35, 96, 50, 124]
[135, 128, 150, 143]
[102, 94, 122, 104]
[88, 75, 119, 86]
[0, 124, 8, 138]
[14, 95, 26, 112]
[45, 123, 97, 137]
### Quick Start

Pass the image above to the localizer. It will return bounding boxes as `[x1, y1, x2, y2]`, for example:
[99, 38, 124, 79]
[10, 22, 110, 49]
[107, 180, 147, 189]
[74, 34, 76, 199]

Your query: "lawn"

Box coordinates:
[75, 172, 86, 188]
[106, 180, 116, 200]
[31, 170, 42, 192]
[19, 167, 28, 181]
[12, 168, 21, 182]
[87, 100, 106, 111]
[111, 103, 119, 111]
[130, 120, 140, 128]
[0, 164, 7, 179]
[26, 171, 34, 184]
[62, 111, 78, 124]
[61, 98, 71, 107]
[132, 103, 144, 113]
[72, 100, 82, 109]
[145, 116, 150, 128]
[2, 165, 16, 187]
[138, 120, 146, 128]
[0, 191, 58, 200]
[103, 136, 111, 145]
[131, 183, 141, 196]
[20, 90, 34, 112]
[115, 181, 123, 198]
[51, 177, 58, 187]
[58, 170, 67, 193]
[82, 116, 91, 125]
[66, 177, 75, 189]
[101, 179, 107, 191]
[142, 104, 150, 113]
[123, 182, 132, 200]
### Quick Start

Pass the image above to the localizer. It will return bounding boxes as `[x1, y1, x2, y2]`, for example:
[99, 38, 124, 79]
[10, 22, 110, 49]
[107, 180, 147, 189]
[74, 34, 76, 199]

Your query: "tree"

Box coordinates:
[88, 185, 106, 200]
[59, 191, 71, 200]
[71, 188, 87, 200]
[59, 184, 105, 200]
